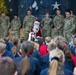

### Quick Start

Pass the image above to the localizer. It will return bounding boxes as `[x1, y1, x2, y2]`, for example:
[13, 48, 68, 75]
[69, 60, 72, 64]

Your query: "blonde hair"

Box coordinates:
[48, 48, 63, 75]
[20, 41, 34, 75]
[20, 56, 30, 75]
[48, 60, 59, 75]
[12, 46, 17, 56]
[0, 42, 6, 53]
[30, 41, 39, 50]
[45, 37, 51, 43]
[48, 42, 57, 51]
[34, 42, 39, 50]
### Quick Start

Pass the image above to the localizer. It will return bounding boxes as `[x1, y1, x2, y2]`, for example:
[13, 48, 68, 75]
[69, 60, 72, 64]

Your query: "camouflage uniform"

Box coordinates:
[41, 18, 53, 40]
[71, 15, 76, 19]
[11, 18, 21, 38]
[0, 16, 10, 38]
[0, 21, 3, 38]
[23, 15, 36, 40]
[53, 15, 64, 37]
[64, 17, 75, 43]
[71, 16, 76, 35]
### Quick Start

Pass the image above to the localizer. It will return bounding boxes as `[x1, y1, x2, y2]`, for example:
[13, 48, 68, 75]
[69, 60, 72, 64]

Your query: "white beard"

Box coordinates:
[33, 25, 39, 33]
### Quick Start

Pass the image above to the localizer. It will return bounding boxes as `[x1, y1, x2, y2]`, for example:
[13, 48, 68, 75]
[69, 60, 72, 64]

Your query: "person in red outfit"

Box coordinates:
[40, 44, 48, 57]
[38, 38, 48, 57]
[71, 54, 76, 66]
[28, 19, 42, 41]
[31, 19, 42, 37]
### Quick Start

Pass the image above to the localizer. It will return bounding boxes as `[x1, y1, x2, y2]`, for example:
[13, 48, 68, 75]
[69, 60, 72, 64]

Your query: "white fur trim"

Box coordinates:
[34, 21, 40, 25]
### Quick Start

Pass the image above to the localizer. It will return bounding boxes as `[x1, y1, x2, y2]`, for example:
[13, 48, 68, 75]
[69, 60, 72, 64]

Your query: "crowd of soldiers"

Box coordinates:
[0, 12, 21, 40]
[0, 9, 76, 43]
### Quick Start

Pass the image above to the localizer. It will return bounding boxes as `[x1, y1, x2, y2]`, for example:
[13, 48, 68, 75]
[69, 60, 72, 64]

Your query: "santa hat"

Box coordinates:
[34, 19, 40, 25]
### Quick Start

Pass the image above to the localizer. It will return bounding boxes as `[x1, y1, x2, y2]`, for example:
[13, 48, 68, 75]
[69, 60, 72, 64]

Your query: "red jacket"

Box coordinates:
[71, 53, 76, 66]
[39, 44, 48, 57]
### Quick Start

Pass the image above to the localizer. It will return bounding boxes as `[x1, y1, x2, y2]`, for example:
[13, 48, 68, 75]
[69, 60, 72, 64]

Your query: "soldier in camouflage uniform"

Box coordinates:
[0, 12, 10, 38]
[73, 17, 76, 35]
[41, 12, 53, 40]
[11, 15, 21, 39]
[70, 10, 76, 35]
[0, 20, 3, 38]
[23, 10, 36, 40]
[64, 10, 75, 43]
[53, 10, 64, 37]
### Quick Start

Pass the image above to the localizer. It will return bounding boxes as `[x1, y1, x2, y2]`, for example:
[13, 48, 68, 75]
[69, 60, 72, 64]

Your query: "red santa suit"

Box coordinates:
[31, 20, 41, 38]
[28, 20, 42, 41]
